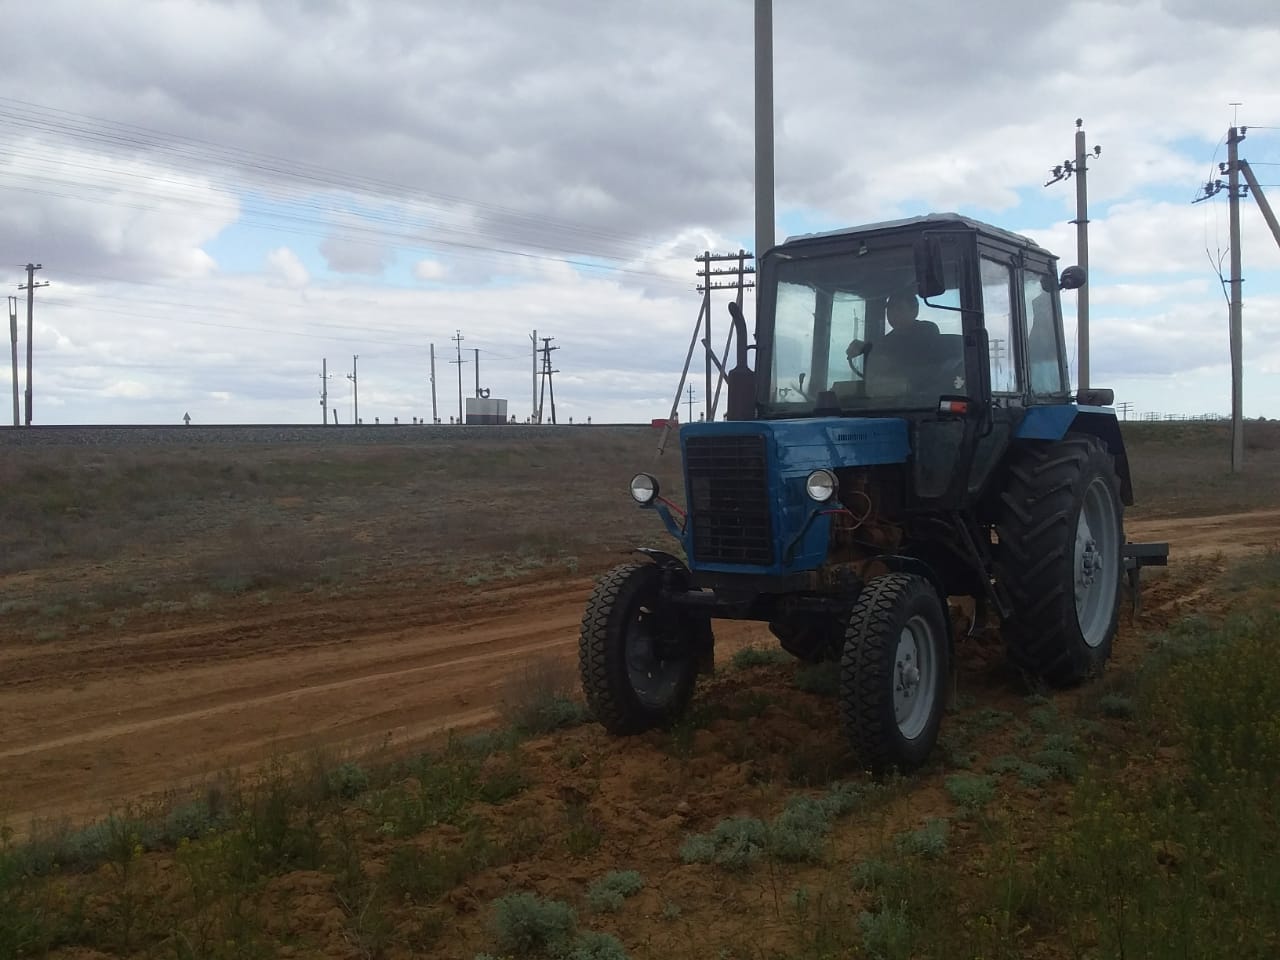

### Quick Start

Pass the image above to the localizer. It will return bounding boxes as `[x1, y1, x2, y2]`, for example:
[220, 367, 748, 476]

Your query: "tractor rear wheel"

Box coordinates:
[996, 433, 1124, 685]
[579, 562, 707, 735]
[839, 573, 949, 774]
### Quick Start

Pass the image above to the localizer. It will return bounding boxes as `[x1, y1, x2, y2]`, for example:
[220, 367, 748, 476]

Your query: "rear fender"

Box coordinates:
[1016, 405, 1134, 505]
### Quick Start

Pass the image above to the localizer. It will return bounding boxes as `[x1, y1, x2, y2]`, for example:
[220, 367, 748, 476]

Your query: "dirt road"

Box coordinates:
[3, 509, 1276, 835]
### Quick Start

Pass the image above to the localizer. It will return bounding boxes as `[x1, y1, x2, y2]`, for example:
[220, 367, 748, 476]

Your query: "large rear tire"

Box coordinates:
[839, 573, 950, 774]
[579, 563, 707, 735]
[996, 433, 1124, 685]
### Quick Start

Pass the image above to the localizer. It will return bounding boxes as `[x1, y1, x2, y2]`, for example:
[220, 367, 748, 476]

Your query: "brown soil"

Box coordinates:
[4, 508, 1277, 840]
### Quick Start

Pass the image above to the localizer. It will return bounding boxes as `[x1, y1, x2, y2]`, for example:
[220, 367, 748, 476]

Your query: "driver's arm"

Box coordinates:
[846, 338, 871, 360]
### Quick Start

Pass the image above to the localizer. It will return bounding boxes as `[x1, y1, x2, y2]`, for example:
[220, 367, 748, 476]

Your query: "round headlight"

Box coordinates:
[805, 469, 838, 503]
[629, 472, 659, 504]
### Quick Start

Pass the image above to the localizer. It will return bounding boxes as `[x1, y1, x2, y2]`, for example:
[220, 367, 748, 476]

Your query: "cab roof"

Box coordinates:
[782, 212, 1057, 260]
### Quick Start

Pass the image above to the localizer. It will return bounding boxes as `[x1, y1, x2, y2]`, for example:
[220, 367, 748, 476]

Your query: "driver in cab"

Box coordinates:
[845, 292, 940, 368]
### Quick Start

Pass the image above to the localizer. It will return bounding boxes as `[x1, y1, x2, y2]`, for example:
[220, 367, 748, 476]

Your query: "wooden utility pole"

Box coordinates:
[1227, 126, 1244, 472]
[18, 263, 47, 425]
[8, 296, 17, 427]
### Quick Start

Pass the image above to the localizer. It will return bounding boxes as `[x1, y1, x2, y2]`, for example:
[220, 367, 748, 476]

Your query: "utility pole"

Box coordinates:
[347, 354, 359, 425]
[1044, 120, 1101, 392]
[754, 0, 775, 282]
[450, 330, 466, 424]
[1227, 125, 1245, 472]
[473, 348, 481, 398]
[530, 329, 538, 422]
[319, 358, 332, 425]
[429, 343, 438, 424]
[1116, 400, 1133, 421]
[685, 384, 698, 424]
[18, 263, 47, 425]
[8, 295, 17, 427]
[537, 336, 559, 425]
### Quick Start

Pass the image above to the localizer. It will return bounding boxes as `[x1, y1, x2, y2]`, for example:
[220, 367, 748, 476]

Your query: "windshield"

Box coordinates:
[763, 241, 966, 416]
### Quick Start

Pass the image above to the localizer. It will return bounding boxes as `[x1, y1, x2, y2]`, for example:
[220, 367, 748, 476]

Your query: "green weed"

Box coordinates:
[586, 869, 644, 913]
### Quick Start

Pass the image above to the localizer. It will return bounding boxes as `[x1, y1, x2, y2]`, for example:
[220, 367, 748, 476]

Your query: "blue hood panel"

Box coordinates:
[672, 417, 910, 576]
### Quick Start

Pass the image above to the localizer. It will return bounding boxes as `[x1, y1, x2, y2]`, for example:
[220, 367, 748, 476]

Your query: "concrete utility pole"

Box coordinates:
[473, 348, 481, 398]
[1227, 126, 1245, 473]
[1044, 121, 1101, 392]
[451, 330, 466, 424]
[18, 263, 47, 425]
[754, 0, 775, 280]
[429, 343, 438, 424]
[685, 383, 698, 424]
[1239, 159, 1280, 254]
[320, 358, 331, 425]
[530, 329, 538, 422]
[8, 295, 17, 427]
[347, 354, 359, 425]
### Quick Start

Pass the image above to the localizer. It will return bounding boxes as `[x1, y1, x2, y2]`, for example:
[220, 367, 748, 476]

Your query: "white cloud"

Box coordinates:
[412, 258, 447, 281]
[266, 247, 309, 287]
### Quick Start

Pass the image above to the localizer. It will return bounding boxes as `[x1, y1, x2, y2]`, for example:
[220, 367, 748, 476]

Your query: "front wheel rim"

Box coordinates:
[893, 614, 937, 740]
[1075, 477, 1120, 648]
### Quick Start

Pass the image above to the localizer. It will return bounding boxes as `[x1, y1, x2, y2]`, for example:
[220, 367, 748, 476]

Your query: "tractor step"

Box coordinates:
[1122, 541, 1170, 617]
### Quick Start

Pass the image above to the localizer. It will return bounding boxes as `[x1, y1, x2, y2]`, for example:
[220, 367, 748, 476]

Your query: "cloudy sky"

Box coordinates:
[2, 0, 1279, 426]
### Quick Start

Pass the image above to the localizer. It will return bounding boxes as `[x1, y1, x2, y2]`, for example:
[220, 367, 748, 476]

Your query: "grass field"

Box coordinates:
[1, 420, 1278, 959]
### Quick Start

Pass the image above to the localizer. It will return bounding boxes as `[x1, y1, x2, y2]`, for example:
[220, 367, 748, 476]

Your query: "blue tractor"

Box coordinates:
[579, 213, 1167, 772]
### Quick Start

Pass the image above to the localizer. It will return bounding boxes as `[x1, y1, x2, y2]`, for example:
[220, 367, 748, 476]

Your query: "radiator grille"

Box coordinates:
[685, 434, 774, 565]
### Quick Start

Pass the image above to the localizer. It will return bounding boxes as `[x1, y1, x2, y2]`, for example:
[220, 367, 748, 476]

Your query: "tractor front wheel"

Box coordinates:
[579, 562, 707, 735]
[839, 573, 950, 774]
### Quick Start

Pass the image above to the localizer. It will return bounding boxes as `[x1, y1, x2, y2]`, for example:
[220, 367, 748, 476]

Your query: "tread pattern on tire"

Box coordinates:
[995, 433, 1123, 685]
[578, 562, 697, 735]
[839, 573, 946, 774]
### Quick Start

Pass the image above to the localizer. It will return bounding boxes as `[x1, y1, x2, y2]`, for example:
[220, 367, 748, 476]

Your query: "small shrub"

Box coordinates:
[944, 774, 997, 816]
[385, 832, 492, 903]
[793, 661, 840, 697]
[488, 892, 577, 956]
[820, 781, 870, 817]
[770, 796, 833, 863]
[731, 646, 790, 670]
[1098, 693, 1136, 719]
[500, 656, 590, 734]
[586, 869, 644, 913]
[894, 819, 949, 859]
[325, 762, 371, 800]
[850, 858, 900, 891]
[859, 902, 913, 959]
[968, 708, 1012, 733]
[563, 930, 631, 960]
[680, 817, 768, 871]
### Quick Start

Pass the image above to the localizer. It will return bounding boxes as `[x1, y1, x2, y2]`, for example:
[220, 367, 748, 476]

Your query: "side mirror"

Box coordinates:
[1059, 265, 1087, 290]
[913, 236, 946, 299]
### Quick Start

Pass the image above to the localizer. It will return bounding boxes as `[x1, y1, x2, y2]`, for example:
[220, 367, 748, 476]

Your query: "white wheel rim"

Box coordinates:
[1075, 477, 1120, 648]
[893, 614, 936, 740]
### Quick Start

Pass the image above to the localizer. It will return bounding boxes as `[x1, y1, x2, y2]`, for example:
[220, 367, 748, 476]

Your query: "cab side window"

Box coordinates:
[980, 258, 1018, 394]
[1024, 270, 1067, 396]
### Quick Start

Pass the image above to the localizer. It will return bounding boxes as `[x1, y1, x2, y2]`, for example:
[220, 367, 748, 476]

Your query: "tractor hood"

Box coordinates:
[669, 417, 911, 576]
[680, 416, 911, 470]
